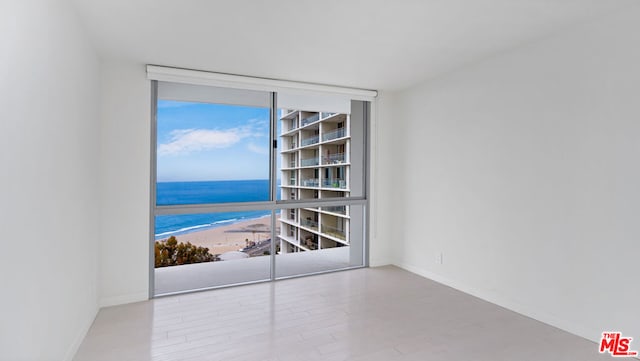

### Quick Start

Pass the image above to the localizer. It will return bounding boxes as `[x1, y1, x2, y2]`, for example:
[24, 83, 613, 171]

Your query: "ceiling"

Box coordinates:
[71, 0, 634, 91]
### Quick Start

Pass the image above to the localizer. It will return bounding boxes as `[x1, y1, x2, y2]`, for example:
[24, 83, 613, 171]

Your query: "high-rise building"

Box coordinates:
[278, 109, 350, 253]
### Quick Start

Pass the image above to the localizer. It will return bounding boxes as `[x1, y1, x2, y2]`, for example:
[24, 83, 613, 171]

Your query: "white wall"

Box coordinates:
[370, 91, 402, 267]
[98, 60, 150, 307]
[391, 4, 640, 343]
[0, 0, 101, 360]
[96, 63, 391, 298]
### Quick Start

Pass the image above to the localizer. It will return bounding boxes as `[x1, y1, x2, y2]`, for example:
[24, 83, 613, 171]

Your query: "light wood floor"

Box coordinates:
[74, 266, 609, 361]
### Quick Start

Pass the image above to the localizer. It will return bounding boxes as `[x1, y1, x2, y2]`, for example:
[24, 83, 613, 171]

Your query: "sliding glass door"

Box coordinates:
[274, 103, 367, 278]
[151, 80, 368, 296]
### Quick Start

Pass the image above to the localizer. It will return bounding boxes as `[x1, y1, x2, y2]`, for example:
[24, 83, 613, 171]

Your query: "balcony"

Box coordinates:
[288, 213, 296, 221]
[301, 114, 320, 127]
[289, 178, 296, 186]
[322, 128, 346, 142]
[301, 178, 319, 187]
[301, 238, 318, 250]
[322, 224, 346, 241]
[300, 157, 319, 167]
[322, 178, 346, 189]
[288, 160, 296, 168]
[300, 136, 319, 147]
[289, 119, 298, 132]
[321, 112, 336, 119]
[282, 122, 298, 134]
[322, 152, 345, 165]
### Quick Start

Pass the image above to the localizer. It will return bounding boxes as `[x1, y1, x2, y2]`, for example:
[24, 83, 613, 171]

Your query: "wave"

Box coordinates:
[211, 218, 238, 225]
[155, 223, 212, 238]
[155, 217, 252, 239]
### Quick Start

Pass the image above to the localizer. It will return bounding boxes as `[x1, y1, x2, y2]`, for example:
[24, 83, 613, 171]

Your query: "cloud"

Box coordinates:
[245, 118, 269, 136]
[248, 117, 268, 127]
[247, 143, 269, 155]
[159, 128, 245, 155]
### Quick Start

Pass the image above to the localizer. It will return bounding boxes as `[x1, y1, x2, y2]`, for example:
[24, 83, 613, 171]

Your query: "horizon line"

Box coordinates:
[157, 178, 280, 183]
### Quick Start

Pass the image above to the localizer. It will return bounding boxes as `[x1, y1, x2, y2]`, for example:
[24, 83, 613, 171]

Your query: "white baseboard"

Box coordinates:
[63, 306, 98, 361]
[369, 258, 392, 267]
[99, 292, 148, 308]
[395, 262, 601, 344]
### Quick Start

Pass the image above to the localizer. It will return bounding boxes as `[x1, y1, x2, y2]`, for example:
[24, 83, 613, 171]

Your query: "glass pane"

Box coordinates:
[277, 108, 354, 201]
[154, 211, 272, 295]
[275, 204, 364, 278]
[156, 97, 271, 205]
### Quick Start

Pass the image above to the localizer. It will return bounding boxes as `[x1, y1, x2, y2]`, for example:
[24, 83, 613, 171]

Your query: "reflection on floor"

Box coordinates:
[75, 266, 608, 361]
[155, 247, 353, 295]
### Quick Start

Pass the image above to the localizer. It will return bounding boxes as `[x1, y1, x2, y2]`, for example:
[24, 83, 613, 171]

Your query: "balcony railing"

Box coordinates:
[322, 128, 346, 142]
[301, 114, 320, 126]
[302, 219, 319, 230]
[301, 178, 319, 187]
[300, 157, 319, 167]
[322, 206, 347, 215]
[322, 224, 346, 241]
[321, 112, 336, 119]
[322, 178, 346, 189]
[289, 118, 298, 131]
[322, 152, 345, 165]
[300, 136, 319, 146]
[289, 178, 296, 186]
[288, 160, 296, 168]
[284, 124, 297, 133]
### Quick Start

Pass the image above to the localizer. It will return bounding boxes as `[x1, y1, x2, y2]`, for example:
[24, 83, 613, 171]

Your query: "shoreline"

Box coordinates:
[156, 215, 280, 255]
[155, 213, 272, 240]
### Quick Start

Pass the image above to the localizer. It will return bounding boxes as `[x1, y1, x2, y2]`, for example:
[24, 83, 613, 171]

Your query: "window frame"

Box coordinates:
[149, 77, 372, 297]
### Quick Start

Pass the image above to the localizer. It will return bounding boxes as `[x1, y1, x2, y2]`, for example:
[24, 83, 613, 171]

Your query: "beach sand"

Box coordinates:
[159, 216, 280, 255]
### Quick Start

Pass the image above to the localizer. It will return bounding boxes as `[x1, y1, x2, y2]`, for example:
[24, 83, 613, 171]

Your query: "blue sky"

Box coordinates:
[157, 100, 273, 182]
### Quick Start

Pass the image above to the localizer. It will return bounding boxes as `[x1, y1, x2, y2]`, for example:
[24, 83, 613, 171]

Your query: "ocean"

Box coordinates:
[155, 180, 279, 239]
